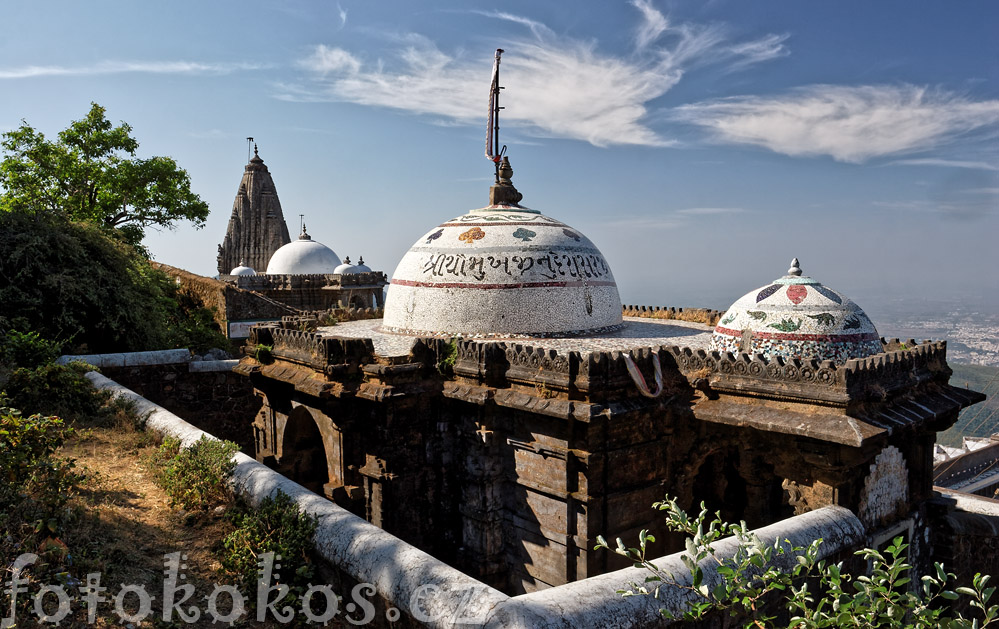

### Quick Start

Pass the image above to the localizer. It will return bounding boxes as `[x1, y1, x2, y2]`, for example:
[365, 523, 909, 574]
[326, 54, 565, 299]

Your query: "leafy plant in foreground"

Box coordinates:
[596, 495, 999, 627]
[219, 491, 319, 608]
[155, 436, 239, 511]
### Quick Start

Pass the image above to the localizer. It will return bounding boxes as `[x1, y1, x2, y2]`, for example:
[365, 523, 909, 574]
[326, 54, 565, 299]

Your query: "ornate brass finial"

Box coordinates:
[300, 221, 311, 240]
[254, 143, 259, 157]
[489, 156, 523, 206]
[788, 258, 802, 276]
[344, 256, 351, 264]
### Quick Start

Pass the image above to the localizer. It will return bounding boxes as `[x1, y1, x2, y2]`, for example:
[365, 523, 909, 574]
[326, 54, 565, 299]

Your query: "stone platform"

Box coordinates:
[317, 316, 714, 359]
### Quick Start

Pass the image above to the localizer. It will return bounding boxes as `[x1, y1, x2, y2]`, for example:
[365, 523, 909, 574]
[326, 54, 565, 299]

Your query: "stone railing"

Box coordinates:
[226, 271, 388, 291]
[247, 323, 374, 376]
[243, 314, 953, 406]
[622, 304, 723, 327]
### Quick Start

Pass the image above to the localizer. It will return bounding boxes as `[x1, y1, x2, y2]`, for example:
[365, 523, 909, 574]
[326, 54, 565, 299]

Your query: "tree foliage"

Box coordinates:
[597, 496, 998, 628]
[0, 102, 208, 246]
[0, 211, 228, 354]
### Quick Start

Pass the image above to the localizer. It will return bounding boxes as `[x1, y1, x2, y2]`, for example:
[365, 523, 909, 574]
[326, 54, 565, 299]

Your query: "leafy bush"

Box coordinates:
[598, 496, 999, 627]
[0, 212, 228, 355]
[156, 436, 239, 511]
[254, 343, 274, 364]
[220, 491, 318, 599]
[0, 406, 81, 532]
[0, 329, 60, 368]
[1, 361, 112, 424]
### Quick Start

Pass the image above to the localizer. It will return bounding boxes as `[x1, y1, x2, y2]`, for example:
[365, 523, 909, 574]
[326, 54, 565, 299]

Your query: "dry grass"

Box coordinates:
[45, 426, 235, 627]
[624, 306, 721, 327]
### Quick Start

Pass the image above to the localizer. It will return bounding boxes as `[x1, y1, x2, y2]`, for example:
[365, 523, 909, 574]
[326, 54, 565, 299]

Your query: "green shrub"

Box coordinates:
[156, 436, 238, 511]
[598, 496, 999, 627]
[0, 406, 81, 531]
[1, 361, 111, 424]
[254, 343, 274, 364]
[0, 329, 60, 368]
[0, 212, 228, 355]
[220, 491, 318, 600]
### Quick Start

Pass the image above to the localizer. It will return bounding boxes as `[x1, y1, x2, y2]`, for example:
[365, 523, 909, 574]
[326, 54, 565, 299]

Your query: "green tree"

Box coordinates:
[0, 103, 208, 246]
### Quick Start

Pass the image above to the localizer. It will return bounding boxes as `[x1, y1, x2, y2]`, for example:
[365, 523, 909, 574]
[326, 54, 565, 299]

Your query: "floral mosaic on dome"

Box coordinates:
[711, 258, 882, 363]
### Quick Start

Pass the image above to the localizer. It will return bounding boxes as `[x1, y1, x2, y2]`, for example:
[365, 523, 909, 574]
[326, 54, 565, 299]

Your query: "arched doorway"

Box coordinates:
[277, 406, 330, 495]
[689, 450, 748, 525]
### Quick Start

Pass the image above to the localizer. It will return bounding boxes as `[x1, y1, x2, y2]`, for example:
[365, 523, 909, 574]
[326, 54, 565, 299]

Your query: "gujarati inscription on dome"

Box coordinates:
[421, 251, 611, 282]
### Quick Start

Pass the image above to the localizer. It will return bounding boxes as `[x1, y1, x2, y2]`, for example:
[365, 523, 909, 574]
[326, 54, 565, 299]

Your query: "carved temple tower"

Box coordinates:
[217, 147, 292, 275]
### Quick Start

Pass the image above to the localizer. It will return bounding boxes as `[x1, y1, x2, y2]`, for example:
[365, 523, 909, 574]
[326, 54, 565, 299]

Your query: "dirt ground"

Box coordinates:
[4, 425, 328, 628]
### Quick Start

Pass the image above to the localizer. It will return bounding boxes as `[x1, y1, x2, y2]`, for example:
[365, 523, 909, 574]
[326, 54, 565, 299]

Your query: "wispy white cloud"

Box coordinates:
[631, 0, 669, 50]
[963, 187, 999, 194]
[337, 3, 347, 28]
[289, 8, 787, 147]
[673, 85, 999, 163]
[471, 10, 555, 40]
[889, 158, 999, 171]
[0, 60, 268, 80]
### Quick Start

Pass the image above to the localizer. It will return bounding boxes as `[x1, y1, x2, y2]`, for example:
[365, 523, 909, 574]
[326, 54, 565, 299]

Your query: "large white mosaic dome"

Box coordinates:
[711, 258, 881, 363]
[265, 227, 342, 275]
[382, 166, 622, 337]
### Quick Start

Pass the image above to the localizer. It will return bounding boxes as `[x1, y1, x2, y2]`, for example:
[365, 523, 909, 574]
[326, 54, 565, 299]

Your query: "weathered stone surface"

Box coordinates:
[237, 311, 983, 597]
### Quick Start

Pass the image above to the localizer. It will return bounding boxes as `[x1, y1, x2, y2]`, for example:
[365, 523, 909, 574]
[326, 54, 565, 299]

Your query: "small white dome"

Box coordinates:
[334, 256, 358, 275]
[712, 258, 881, 363]
[353, 256, 372, 273]
[265, 228, 342, 275]
[230, 261, 256, 276]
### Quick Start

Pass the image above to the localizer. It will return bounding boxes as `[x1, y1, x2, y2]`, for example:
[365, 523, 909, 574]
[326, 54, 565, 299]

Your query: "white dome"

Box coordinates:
[334, 257, 359, 275]
[383, 206, 622, 337]
[265, 230, 342, 275]
[711, 258, 881, 363]
[230, 261, 256, 276]
[353, 257, 372, 273]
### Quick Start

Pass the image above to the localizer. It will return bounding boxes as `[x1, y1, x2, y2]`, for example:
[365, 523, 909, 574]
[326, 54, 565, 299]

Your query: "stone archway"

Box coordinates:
[276, 406, 331, 495]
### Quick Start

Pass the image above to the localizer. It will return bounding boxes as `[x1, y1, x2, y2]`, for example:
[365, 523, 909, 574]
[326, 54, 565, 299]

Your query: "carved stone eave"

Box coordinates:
[693, 398, 883, 448]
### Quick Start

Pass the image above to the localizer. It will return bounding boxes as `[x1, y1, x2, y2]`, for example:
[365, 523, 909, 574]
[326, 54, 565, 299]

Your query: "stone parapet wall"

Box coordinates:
[226, 271, 387, 291]
[67, 350, 261, 453]
[622, 304, 723, 326]
[153, 262, 298, 327]
[243, 320, 966, 409]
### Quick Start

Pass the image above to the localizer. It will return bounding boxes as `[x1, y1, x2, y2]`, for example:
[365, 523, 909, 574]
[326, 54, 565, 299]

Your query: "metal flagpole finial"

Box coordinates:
[485, 48, 507, 183]
[246, 137, 254, 162]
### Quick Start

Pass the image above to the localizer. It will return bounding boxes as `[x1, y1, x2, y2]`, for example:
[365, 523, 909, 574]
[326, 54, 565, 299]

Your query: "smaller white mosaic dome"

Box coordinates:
[230, 261, 256, 276]
[265, 226, 342, 275]
[334, 256, 359, 275]
[353, 257, 372, 273]
[712, 258, 881, 363]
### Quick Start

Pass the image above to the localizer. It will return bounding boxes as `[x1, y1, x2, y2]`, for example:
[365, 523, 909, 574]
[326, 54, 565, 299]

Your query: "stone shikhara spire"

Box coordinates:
[217, 145, 291, 274]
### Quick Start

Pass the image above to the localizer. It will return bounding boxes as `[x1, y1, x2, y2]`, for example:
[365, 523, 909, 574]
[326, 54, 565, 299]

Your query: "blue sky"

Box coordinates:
[2, 1, 997, 318]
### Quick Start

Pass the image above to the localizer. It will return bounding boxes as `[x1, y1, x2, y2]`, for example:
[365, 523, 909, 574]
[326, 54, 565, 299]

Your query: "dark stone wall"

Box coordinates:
[101, 363, 260, 454]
